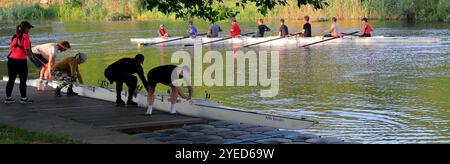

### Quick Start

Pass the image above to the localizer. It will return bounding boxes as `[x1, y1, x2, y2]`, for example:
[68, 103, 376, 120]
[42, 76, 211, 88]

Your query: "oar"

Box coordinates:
[200, 32, 256, 46]
[341, 32, 363, 37]
[144, 33, 207, 46]
[244, 33, 301, 48]
[301, 31, 359, 47]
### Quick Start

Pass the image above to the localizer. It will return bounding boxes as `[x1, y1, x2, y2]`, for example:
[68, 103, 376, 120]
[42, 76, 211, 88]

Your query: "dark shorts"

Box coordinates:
[147, 71, 172, 88]
[29, 53, 48, 68]
[324, 34, 333, 37]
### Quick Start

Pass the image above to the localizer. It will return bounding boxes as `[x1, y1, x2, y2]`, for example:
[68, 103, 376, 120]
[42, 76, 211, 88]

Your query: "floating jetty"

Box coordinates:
[133, 121, 355, 144]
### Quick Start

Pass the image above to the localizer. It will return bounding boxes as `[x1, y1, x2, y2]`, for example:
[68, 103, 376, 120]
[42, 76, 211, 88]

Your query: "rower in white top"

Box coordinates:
[322, 17, 342, 38]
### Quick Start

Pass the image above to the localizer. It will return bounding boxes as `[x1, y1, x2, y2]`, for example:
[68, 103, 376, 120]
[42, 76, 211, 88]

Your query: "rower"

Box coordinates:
[293, 16, 312, 37]
[159, 24, 170, 38]
[104, 54, 150, 106]
[278, 19, 289, 37]
[361, 18, 373, 37]
[145, 65, 192, 116]
[322, 17, 341, 37]
[207, 23, 223, 38]
[32, 41, 71, 81]
[255, 18, 271, 37]
[188, 21, 198, 38]
[230, 19, 241, 38]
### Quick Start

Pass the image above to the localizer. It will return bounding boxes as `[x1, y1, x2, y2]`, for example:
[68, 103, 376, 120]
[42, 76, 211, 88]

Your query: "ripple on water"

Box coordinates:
[286, 105, 450, 144]
[255, 99, 296, 105]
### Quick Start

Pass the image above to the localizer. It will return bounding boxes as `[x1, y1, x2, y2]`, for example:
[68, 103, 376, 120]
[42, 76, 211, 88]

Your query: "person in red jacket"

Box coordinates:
[230, 19, 241, 38]
[159, 24, 170, 38]
[361, 18, 373, 37]
[5, 21, 34, 104]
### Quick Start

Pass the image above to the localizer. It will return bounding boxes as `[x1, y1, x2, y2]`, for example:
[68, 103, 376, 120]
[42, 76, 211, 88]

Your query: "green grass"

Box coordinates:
[56, 0, 108, 21]
[0, 3, 57, 21]
[0, 125, 84, 144]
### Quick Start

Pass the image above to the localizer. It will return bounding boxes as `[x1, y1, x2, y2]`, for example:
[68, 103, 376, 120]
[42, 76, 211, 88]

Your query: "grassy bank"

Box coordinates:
[0, 3, 57, 21]
[0, 0, 449, 22]
[0, 125, 83, 144]
[267, 0, 450, 21]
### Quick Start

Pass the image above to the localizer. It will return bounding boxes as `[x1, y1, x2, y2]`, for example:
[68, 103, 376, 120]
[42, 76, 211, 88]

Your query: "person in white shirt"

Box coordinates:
[32, 41, 71, 81]
[322, 17, 341, 37]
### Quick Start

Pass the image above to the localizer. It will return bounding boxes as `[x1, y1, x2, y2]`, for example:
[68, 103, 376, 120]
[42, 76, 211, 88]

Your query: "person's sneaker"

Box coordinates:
[67, 92, 79, 96]
[20, 98, 33, 104]
[55, 89, 62, 97]
[116, 99, 125, 105]
[127, 100, 138, 106]
[4, 98, 15, 104]
[169, 112, 177, 115]
[67, 89, 79, 96]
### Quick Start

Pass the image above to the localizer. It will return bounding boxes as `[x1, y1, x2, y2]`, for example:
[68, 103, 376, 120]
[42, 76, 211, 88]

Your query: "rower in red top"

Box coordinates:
[361, 18, 373, 37]
[159, 24, 170, 38]
[230, 19, 241, 38]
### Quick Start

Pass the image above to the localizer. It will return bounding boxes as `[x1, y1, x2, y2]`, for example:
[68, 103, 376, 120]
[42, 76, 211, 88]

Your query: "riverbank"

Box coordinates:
[1, 0, 449, 22]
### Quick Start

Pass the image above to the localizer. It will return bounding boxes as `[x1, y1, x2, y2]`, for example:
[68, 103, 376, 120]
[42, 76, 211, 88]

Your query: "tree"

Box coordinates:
[140, 0, 329, 23]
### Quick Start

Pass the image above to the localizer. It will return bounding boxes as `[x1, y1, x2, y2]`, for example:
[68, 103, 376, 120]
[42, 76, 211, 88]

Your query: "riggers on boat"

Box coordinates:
[2, 76, 318, 130]
[146, 95, 317, 130]
[131, 36, 442, 47]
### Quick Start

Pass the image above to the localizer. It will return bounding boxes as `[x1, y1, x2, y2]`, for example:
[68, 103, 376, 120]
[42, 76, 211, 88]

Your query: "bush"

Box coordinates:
[65, 0, 83, 8]
[0, 3, 57, 21]
[0, 0, 448, 22]
[57, 0, 108, 21]
[110, 13, 132, 21]
[435, 0, 450, 21]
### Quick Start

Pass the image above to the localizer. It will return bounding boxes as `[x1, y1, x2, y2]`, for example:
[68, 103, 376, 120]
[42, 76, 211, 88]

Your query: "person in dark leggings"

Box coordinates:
[5, 21, 34, 104]
[104, 54, 149, 106]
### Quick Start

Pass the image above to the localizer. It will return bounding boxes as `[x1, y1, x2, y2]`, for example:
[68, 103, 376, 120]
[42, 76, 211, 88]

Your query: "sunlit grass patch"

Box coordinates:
[0, 125, 84, 144]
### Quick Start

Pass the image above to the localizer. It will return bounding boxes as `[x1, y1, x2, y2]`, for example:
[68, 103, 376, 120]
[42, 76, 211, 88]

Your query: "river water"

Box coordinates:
[1, 20, 449, 144]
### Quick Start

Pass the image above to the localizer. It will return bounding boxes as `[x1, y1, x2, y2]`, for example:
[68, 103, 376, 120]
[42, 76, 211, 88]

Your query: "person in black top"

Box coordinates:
[293, 16, 312, 37]
[278, 19, 289, 37]
[145, 65, 192, 116]
[104, 54, 149, 106]
[302, 16, 312, 37]
[255, 18, 271, 37]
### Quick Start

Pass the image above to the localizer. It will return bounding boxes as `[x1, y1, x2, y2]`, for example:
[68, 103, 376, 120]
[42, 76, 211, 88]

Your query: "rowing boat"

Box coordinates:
[131, 36, 442, 46]
[2, 76, 317, 130]
[144, 95, 317, 130]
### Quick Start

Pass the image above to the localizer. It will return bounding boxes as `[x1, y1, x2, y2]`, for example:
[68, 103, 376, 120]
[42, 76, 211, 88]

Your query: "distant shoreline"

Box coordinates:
[1, 0, 449, 22]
